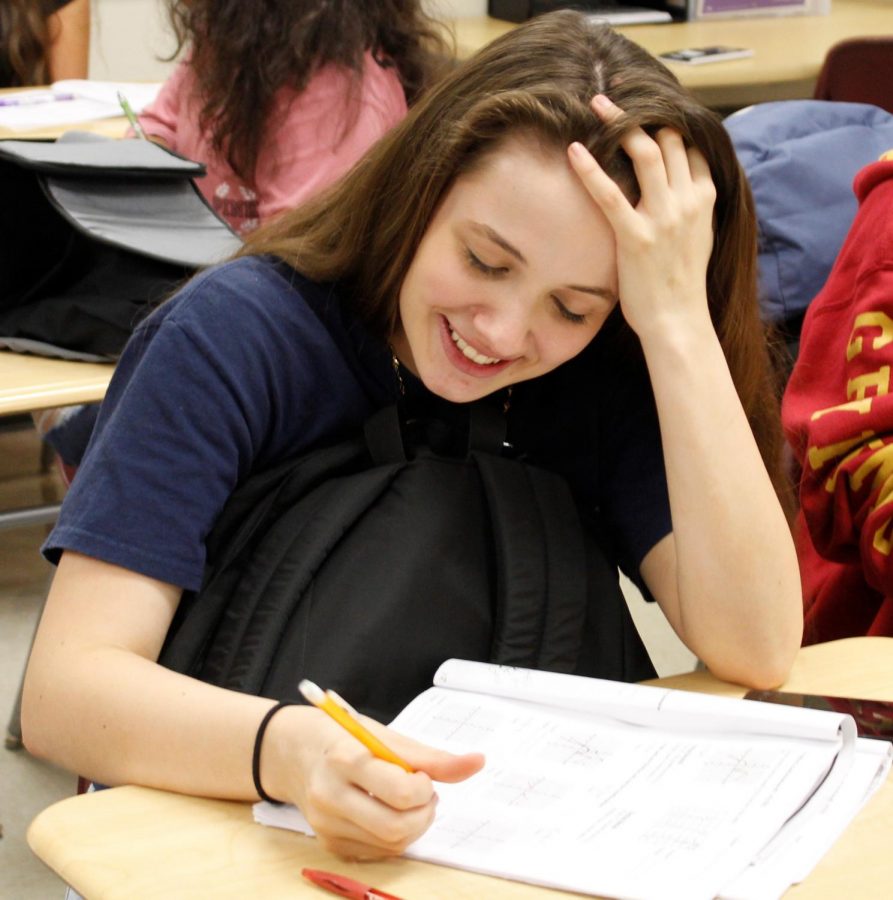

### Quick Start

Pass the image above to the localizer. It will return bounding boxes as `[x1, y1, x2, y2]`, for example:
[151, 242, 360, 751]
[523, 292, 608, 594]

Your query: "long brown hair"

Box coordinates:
[1, 0, 53, 86]
[243, 10, 790, 508]
[165, 0, 451, 184]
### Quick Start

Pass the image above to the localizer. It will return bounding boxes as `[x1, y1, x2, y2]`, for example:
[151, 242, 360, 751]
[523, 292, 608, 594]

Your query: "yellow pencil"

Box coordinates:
[298, 680, 414, 773]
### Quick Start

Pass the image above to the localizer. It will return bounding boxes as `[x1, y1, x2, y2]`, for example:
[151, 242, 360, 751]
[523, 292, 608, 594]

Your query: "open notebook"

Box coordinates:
[255, 659, 891, 900]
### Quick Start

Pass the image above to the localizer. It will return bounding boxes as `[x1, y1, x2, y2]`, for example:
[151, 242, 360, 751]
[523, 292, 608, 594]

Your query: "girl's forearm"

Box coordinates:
[24, 642, 288, 798]
[640, 320, 802, 686]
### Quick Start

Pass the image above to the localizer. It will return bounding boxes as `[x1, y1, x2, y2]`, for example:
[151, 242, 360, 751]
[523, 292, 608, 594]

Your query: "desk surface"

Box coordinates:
[453, 0, 893, 109]
[3, 0, 892, 142]
[0, 350, 113, 417]
[27, 637, 893, 899]
[0, 87, 128, 140]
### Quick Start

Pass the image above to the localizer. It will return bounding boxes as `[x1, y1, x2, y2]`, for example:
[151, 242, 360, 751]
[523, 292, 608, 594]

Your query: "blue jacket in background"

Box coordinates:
[725, 100, 893, 327]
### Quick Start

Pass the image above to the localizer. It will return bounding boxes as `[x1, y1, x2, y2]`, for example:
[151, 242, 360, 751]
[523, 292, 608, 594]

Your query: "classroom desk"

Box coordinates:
[0, 87, 128, 139]
[4, 0, 889, 137]
[0, 113, 128, 140]
[26, 636, 893, 899]
[452, 0, 893, 110]
[0, 351, 113, 418]
[0, 351, 112, 529]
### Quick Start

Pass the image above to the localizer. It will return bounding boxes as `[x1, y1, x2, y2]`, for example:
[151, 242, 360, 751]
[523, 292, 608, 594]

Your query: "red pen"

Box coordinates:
[301, 867, 406, 900]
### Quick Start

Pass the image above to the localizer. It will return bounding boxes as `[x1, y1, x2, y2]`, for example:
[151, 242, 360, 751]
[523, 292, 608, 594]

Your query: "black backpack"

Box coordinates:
[0, 134, 241, 359]
[158, 403, 655, 722]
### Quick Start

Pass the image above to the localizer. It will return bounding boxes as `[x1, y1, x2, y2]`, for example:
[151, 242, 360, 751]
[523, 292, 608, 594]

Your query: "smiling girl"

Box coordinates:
[23, 12, 801, 862]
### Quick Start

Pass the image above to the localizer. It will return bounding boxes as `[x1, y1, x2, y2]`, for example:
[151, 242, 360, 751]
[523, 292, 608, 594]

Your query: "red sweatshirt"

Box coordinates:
[782, 154, 893, 642]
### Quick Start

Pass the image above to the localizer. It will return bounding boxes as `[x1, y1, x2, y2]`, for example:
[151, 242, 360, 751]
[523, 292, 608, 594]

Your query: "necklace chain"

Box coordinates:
[390, 350, 406, 396]
[389, 348, 512, 413]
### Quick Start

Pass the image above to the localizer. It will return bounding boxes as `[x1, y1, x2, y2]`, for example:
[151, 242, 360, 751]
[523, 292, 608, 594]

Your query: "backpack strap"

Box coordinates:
[364, 404, 407, 464]
[468, 401, 508, 455]
[474, 452, 588, 672]
[364, 400, 589, 673]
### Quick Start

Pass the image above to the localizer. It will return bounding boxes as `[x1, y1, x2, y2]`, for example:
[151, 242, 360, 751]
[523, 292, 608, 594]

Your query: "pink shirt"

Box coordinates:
[139, 53, 407, 235]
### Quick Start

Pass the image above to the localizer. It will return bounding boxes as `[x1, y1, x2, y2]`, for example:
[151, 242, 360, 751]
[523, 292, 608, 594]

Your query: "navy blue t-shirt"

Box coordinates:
[44, 255, 671, 592]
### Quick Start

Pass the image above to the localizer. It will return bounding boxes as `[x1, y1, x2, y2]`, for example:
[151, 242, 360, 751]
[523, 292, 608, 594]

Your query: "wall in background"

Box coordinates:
[88, 0, 487, 82]
[89, 0, 176, 81]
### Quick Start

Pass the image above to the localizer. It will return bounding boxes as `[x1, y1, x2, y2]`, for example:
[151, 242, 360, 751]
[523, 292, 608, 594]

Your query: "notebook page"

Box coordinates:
[258, 688, 849, 900]
[431, 659, 854, 744]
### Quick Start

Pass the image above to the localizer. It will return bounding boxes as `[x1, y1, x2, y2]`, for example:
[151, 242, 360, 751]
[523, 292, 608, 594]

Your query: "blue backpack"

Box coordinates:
[725, 100, 893, 334]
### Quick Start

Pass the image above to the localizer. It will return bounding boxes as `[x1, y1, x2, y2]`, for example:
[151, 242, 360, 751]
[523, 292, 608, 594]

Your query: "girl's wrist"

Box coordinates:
[256, 703, 315, 806]
[253, 701, 301, 803]
[633, 305, 717, 358]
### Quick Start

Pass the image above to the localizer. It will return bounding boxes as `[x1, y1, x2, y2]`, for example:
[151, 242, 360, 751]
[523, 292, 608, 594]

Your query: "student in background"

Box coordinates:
[37, 0, 446, 469]
[23, 13, 801, 861]
[783, 150, 893, 643]
[138, 0, 448, 235]
[0, 0, 89, 86]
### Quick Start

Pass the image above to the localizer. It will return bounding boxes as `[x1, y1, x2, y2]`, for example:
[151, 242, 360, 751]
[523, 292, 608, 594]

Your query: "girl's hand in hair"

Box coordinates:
[264, 707, 484, 860]
[567, 94, 717, 344]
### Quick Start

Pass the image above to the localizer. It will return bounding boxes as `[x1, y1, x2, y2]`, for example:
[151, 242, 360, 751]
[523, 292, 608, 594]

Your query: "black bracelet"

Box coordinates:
[252, 700, 300, 805]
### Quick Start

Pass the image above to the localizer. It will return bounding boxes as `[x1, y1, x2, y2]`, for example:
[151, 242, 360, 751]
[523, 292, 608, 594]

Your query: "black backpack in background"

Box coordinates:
[158, 403, 655, 723]
[0, 134, 241, 359]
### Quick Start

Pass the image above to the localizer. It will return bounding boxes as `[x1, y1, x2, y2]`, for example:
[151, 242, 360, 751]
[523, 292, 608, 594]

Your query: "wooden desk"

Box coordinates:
[27, 637, 893, 899]
[453, 0, 893, 109]
[0, 351, 113, 418]
[0, 87, 129, 140]
[0, 113, 128, 140]
[8, 0, 889, 136]
[0, 351, 112, 529]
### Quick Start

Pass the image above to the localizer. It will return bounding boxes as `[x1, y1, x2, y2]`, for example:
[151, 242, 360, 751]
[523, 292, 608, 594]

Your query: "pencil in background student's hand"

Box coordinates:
[117, 90, 146, 139]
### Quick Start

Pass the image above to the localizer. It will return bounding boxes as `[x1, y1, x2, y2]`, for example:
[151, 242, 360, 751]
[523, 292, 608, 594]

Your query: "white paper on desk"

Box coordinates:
[254, 716, 839, 899]
[0, 81, 160, 132]
[51, 80, 160, 111]
[432, 658, 854, 744]
[254, 701, 853, 897]
[720, 737, 892, 900]
[395, 693, 845, 900]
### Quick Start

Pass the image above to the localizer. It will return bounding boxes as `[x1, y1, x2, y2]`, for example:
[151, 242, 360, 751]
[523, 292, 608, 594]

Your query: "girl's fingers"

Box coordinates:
[356, 717, 486, 786]
[347, 745, 483, 811]
[301, 724, 483, 859]
[687, 144, 717, 206]
[584, 94, 716, 223]
[309, 781, 438, 857]
[591, 94, 672, 202]
[590, 92, 621, 123]
[567, 141, 637, 232]
[655, 127, 693, 190]
[359, 760, 436, 811]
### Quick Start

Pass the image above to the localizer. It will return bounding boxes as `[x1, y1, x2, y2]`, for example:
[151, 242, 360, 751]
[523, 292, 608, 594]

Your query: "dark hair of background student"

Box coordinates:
[164, 0, 451, 184]
[0, 0, 90, 88]
[0, 0, 71, 85]
[243, 10, 789, 510]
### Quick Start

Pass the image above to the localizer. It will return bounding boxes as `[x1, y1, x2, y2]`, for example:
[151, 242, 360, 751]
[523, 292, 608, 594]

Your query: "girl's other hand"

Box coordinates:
[265, 707, 484, 860]
[567, 94, 717, 344]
